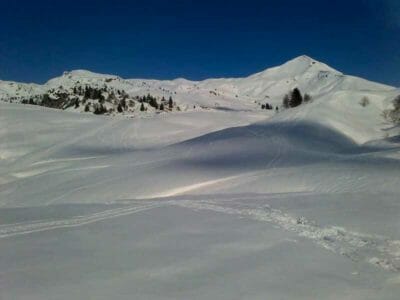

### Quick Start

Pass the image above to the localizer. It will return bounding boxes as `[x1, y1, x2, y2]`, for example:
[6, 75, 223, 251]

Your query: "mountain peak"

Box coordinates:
[63, 69, 118, 79]
[283, 55, 340, 73]
[290, 54, 315, 62]
[249, 55, 342, 80]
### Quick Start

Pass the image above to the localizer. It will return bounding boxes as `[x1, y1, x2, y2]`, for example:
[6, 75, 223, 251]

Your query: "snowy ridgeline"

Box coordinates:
[1, 55, 399, 123]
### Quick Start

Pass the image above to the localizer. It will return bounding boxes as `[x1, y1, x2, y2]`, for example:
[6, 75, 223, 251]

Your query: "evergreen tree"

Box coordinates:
[84, 87, 90, 99]
[149, 97, 158, 108]
[168, 96, 173, 109]
[41, 93, 51, 106]
[289, 88, 303, 107]
[120, 98, 127, 109]
[117, 103, 123, 113]
[140, 102, 145, 111]
[159, 103, 164, 110]
[94, 103, 107, 115]
[99, 93, 105, 104]
[359, 96, 370, 107]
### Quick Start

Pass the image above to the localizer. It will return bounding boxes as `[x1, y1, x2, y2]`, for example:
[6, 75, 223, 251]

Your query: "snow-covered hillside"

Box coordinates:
[1, 56, 400, 299]
[1, 55, 398, 143]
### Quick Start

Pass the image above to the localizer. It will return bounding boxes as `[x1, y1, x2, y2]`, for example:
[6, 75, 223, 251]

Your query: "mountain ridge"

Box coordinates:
[1, 55, 399, 145]
[1, 55, 395, 95]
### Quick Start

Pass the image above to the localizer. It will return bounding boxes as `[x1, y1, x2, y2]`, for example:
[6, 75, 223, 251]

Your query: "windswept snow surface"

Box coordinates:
[1, 57, 400, 299]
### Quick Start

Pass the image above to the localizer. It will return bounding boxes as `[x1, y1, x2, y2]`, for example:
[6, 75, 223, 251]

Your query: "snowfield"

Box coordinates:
[1, 56, 400, 299]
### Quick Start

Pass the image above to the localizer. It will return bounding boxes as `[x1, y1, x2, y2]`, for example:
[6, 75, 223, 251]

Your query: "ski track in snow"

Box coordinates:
[31, 156, 105, 166]
[170, 199, 400, 273]
[1, 196, 399, 273]
[0, 202, 166, 238]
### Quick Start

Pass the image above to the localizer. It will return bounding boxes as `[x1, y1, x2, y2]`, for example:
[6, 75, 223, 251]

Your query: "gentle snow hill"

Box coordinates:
[0, 55, 398, 143]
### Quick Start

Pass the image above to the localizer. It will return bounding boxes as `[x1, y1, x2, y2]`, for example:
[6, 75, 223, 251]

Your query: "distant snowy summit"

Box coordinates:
[0, 56, 398, 125]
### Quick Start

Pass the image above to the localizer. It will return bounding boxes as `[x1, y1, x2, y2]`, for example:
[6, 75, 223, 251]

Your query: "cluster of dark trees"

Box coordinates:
[19, 86, 100, 109]
[261, 103, 274, 110]
[21, 93, 66, 109]
[21, 98, 37, 105]
[74, 86, 128, 105]
[282, 88, 312, 108]
[19, 85, 177, 115]
[93, 103, 108, 114]
[20, 85, 120, 114]
[74, 86, 105, 101]
[80, 86, 134, 114]
[138, 94, 174, 111]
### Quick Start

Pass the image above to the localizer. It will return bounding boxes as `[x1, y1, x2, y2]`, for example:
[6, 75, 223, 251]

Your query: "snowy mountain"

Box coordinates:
[1, 56, 400, 299]
[1, 55, 398, 143]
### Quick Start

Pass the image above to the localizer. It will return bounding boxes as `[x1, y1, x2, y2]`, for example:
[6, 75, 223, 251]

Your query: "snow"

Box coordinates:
[1, 56, 400, 299]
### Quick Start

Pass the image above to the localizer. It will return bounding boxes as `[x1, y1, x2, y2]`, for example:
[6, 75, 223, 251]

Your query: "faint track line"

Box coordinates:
[0, 202, 165, 239]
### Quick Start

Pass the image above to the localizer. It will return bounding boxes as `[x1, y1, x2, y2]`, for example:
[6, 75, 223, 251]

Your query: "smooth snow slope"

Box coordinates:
[1, 56, 400, 299]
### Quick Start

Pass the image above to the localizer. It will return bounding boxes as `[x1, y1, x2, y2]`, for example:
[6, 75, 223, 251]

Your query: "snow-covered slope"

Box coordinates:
[1, 98, 400, 299]
[1, 57, 400, 300]
[2, 56, 393, 99]
[1, 55, 397, 143]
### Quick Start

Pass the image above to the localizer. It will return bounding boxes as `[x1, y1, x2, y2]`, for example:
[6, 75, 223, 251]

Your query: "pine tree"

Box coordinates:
[168, 96, 173, 109]
[149, 97, 158, 108]
[159, 103, 164, 110]
[120, 98, 126, 109]
[117, 103, 123, 113]
[93, 103, 107, 115]
[359, 96, 370, 107]
[289, 88, 303, 107]
[84, 87, 90, 99]
[140, 102, 145, 111]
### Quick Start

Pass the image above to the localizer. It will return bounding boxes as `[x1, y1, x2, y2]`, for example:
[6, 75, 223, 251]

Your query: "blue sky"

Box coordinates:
[0, 0, 399, 86]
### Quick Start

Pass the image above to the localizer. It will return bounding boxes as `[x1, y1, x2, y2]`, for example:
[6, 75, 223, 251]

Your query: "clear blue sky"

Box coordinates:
[0, 0, 399, 86]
